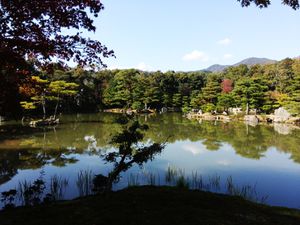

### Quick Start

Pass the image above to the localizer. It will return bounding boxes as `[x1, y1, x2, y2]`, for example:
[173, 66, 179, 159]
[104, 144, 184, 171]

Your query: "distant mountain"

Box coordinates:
[204, 57, 277, 72]
[234, 57, 277, 66]
[205, 64, 228, 73]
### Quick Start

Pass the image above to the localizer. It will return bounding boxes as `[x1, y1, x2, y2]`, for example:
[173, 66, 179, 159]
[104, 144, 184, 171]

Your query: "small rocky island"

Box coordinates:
[186, 107, 300, 126]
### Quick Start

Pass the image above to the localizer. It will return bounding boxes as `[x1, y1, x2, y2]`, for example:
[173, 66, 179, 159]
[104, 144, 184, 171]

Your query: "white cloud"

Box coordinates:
[217, 160, 231, 166]
[223, 54, 233, 60]
[135, 62, 152, 71]
[218, 38, 232, 46]
[182, 50, 209, 62]
[107, 64, 120, 70]
[182, 144, 207, 155]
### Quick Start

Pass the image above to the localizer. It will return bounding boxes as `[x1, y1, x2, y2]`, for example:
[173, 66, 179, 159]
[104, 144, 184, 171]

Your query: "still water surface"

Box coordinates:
[0, 113, 299, 208]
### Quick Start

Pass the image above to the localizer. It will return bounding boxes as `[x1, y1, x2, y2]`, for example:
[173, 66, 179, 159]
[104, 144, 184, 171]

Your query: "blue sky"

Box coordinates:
[86, 0, 300, 71]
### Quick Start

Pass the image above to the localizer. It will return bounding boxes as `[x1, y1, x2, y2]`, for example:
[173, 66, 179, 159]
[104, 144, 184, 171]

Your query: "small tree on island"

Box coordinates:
[48, 81, 79, 119]
[20, 76, 48, 119]
[20, 76, 78, 121]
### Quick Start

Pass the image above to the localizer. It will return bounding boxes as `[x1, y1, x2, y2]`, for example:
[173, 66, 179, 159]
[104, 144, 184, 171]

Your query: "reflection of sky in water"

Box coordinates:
[114, 141, 300, 208]
[151, 142, 300, 208]
[1, 114, 300, 209]
[3, 140, 299, 208]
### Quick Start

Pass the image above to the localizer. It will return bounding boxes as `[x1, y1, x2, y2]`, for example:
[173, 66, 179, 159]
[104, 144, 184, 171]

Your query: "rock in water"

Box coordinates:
[244, 115, 259, 126]
[273, 123, 293, 135]
[274, 107, 291, 123]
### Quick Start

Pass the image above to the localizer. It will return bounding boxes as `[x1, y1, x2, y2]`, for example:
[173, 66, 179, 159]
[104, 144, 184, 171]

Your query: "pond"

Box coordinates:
[0, 113, 300, 208]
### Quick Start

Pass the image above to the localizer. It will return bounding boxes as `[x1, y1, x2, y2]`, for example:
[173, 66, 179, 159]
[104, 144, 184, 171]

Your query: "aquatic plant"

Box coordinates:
[165, 165, 178, 184]
[207, 174, 221, 192]
[176, 175, 190, 189]
[133, 166, 268, 204]
[127, 174, 140, 187]
[76, 170, 94, 197]
[191, 171, 204, 190]
[45, 175, 69, 201]
[146, 173, 157, 186]
[18, 179, 46, 206]
[226, 176, 269, 204]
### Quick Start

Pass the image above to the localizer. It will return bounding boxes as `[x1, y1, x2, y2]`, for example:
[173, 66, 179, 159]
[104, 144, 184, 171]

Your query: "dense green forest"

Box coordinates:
[15, 58, 300, 117]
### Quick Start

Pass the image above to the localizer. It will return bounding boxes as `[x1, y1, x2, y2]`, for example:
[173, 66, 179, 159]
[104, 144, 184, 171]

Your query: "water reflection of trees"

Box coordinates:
[93, 117, 165, 192]
[0, 148, 78, 185]
[0, 151, 18, 185]
[1, 113, 300, 186]
[0, 117, 165, 209]
[0, 115, 166, 187]
[143, 113, 300, 162]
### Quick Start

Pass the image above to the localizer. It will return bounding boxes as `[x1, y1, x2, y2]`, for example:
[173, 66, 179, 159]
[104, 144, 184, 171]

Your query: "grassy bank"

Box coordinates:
[0, 186, 299, 225]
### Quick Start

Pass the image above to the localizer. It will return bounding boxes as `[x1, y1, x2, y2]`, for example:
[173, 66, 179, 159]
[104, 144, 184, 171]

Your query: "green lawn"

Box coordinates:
[0, 186, 299, 225]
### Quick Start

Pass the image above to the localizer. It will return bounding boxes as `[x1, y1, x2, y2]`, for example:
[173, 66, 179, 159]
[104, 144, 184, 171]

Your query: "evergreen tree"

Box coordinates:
[202, 79, 221, 105]
[172, 93, 182, 108]
[285, 73, 300, 115]
[217, 94, 235, 112]
[104, 70, 138, 108]
[232, 78, 268, 114]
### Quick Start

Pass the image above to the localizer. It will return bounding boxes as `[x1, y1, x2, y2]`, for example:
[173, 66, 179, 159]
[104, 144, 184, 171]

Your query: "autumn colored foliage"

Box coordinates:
[221, 79, 233, 93]
[0, 0, 114, 117]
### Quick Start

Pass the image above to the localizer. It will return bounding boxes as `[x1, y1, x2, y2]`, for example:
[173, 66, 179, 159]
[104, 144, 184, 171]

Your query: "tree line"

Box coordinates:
[15, 57, 300, 117]
[1, 0, 299, 118]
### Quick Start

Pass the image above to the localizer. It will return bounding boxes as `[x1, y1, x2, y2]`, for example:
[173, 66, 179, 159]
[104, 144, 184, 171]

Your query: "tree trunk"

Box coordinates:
[42, 93, 46, 119]
[53, 94, 60, 119]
